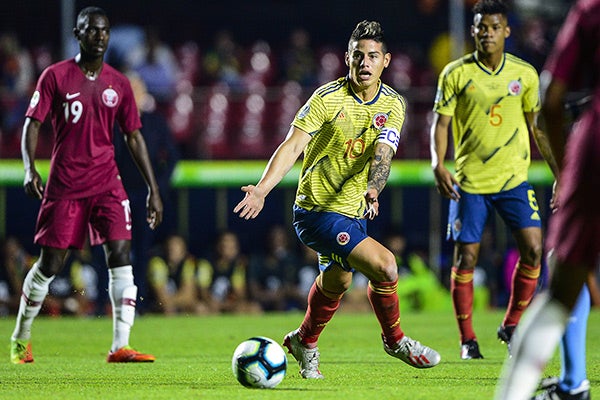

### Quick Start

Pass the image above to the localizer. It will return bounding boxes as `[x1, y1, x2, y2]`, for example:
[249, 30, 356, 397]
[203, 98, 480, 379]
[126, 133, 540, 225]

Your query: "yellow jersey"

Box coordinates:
[292, 77, 406, 217]
[434, 52, 540, 193]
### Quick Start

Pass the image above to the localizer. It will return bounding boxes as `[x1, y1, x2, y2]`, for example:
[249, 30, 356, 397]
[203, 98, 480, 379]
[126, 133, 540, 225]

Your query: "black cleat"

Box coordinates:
[460, 339, 484, 359]
[497, 324, 516, 356]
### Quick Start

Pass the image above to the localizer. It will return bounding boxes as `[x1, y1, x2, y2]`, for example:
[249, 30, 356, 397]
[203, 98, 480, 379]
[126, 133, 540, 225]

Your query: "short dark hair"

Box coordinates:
[76, 6, 107, 29]
[472, 0, 509, 17]
[348, 20, 387, 53]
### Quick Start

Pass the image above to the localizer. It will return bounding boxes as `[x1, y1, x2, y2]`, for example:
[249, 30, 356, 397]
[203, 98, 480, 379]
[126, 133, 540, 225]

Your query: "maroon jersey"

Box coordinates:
[543, 0, 600, 266]
[26, 58, 142, 199]
[543, 0, 600, 121]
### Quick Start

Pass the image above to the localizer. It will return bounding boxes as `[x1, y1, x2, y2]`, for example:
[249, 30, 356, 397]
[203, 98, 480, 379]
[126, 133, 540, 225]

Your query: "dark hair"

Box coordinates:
[76, 6, 107, 29]
[472, 0, 509, 16]
[348, 20, 387, 53]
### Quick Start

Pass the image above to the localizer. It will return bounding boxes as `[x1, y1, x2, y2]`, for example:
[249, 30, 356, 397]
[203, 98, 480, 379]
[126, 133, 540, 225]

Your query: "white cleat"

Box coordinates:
[283, 330, 324, 379]
[383, 335, 441, 368]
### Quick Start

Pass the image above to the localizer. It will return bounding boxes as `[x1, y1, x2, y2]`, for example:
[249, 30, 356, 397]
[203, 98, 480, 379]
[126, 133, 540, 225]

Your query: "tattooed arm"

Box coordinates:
[364, 142, 395, 219]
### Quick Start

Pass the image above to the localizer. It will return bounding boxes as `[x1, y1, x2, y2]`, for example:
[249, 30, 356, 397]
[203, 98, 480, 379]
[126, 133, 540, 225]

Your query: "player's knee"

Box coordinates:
[318, 270, 352, 295]
[521, 243, 543, 266]
[456, 248, 478, 268]
[370, 253, 398, 282]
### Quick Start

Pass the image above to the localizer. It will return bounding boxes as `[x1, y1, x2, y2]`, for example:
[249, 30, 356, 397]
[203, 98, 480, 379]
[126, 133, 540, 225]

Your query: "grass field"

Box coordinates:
[1, 308, 598, 399]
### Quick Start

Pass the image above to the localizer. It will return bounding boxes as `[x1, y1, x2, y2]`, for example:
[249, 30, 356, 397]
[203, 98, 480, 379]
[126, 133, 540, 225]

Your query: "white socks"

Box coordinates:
[12, 262, 54, 341]
[108, 265, 137, 352]
[495, 292, 570, 400]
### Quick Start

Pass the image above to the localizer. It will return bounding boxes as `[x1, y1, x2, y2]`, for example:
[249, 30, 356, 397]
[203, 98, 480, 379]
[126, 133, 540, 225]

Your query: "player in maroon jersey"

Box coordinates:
[495, 0, 599, 398]
[10, 6, 163, 364]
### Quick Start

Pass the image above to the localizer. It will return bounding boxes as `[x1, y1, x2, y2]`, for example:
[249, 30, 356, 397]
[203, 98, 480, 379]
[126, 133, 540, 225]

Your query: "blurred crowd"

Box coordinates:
[0, 7, 566, 160]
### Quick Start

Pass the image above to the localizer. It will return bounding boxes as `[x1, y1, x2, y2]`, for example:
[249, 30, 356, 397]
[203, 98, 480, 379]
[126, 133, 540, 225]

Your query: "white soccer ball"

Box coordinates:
[231, 336, 287, 389]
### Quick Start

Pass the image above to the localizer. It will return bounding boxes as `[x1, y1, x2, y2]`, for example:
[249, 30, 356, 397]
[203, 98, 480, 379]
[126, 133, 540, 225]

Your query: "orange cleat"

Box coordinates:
[106, 346, 155, 363]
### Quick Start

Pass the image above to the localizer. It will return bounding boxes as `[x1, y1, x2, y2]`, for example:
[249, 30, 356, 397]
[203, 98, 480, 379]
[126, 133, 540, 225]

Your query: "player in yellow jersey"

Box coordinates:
[430, 0, 558, 359]
[234, 20, 440, 379]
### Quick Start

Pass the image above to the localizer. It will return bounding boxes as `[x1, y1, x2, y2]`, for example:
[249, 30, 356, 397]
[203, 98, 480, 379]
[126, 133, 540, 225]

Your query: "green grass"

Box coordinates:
[1, 309, 599, 399]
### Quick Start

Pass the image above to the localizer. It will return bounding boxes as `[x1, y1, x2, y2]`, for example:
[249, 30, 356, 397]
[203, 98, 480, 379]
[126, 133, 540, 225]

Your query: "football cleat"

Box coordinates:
[383, 334, 441, 368]
[460, 339, 484, 359]
[106, 346, 155, 363]
[10, 338, 34, 364]
[497, 324, 516, 357]
[532, 378, 590, 400]
[283, 329, 324, 379]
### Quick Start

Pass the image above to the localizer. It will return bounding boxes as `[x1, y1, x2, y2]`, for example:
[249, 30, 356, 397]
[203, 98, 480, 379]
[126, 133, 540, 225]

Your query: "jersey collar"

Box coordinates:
[346, 75, 382, 105]
[473, 52, 506, 76]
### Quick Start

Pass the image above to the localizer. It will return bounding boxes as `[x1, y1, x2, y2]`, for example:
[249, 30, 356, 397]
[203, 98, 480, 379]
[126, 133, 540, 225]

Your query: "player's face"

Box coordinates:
[75, 14, 110, 58]
[472, 13, 510, 56]
[345, 39, 390, 92]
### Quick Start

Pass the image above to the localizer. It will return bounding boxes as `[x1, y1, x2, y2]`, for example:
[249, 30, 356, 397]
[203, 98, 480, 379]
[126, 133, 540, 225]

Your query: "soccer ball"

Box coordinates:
[231, 336, 287, 389]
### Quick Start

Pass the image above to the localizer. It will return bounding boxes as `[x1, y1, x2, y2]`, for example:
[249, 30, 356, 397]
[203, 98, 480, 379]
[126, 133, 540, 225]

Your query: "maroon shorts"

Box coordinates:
[34, 186, 132, 250]
[546, 114, 600, 267]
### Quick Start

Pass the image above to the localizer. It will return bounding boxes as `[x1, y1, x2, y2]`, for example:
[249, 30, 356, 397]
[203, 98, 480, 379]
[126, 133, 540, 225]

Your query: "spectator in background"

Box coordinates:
[114, 72, 179, 313]
[146, 234, 204, 315]
[104, 24, 145, 72]
[197, 231, 260, 314]
[281, 28, 318, 87]
[0, 32, 34, 157]
[0, 32, 34, 96]
[514, 17, 550, 72]
[134, 27, 179, 106]
[202, 30, 243, 88]
[247, 225, 303, 311]
[1, 236, 35, 315]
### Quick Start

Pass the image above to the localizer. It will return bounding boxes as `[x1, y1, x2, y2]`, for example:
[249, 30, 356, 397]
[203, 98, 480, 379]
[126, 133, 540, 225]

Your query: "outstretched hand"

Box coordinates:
[233, 185, 266, 220]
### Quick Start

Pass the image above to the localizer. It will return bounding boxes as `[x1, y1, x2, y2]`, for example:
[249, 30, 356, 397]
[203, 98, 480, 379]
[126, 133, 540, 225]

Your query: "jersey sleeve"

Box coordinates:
[116, 78, 142, 134]
[292, 92, 328, 135]
[433, 64, 457, 117]
[25, 66, 55, 123]
[522, 68, 541, 113]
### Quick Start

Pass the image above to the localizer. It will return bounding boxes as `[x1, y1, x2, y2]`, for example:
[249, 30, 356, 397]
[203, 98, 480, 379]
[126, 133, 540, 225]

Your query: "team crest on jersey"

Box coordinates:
[102, 88, 119, 107]
[508, 80, 522, 96]
[372, 112, 388, 129]
[298, 104, 310, 119]
[336, 232, 350, 246]
[29, 91, 40, 108]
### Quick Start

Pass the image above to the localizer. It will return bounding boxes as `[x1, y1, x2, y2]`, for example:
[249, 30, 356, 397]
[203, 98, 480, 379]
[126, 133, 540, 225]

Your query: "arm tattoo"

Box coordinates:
[368, 144, 394, 194]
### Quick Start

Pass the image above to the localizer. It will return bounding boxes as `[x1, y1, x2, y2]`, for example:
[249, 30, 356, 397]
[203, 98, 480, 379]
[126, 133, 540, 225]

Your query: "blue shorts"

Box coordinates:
[292, 205, 368, 272]
[447, 182, 542, 243]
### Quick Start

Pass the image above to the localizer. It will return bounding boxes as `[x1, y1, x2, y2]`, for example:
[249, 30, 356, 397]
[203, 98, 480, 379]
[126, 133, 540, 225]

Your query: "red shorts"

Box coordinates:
[546, 114, 600, 267]
[34, 186, 133, 250]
